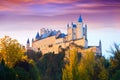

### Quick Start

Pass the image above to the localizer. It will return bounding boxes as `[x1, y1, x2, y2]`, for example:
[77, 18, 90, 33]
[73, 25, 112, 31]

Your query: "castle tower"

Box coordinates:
[84, 24, 87, 40]
[76, 15, 83, 39]
[32, 38, 34, 47]
[35, 32, 40, 40]
[26, 38, 30, 49]
[99, 40, 102, 55]
[67, 23, 73, 41]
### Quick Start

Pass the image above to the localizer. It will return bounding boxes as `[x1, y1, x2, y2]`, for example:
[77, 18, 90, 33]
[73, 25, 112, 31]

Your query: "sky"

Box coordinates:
[0, 0, 120, 58]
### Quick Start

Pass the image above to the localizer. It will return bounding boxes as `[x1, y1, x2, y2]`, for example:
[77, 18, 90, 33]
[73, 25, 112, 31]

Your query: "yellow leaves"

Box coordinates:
[63, 47, 110, 80]
[0, 36, 26, 67]
[28, 59, 36, 65]
[98, 67, 109, 80]
[63, 50, 99, 80]
[77, 52, 95, 80]
[62, 49, 79, 80]
[69, 49, 77, 66]
[62, 64, 73, 80]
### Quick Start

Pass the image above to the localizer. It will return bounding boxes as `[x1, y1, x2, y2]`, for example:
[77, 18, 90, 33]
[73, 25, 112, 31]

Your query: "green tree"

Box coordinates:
[110, 43, 120, 70]
[15, 67, 30, 80]
[0, 59, 16, 80]
[109, 43, 120, 80]
[0, 36, 26, 67]
[111, 70, 120, 80]
[26, 49, 42, 62]
[14, 60, 41, 80]
[37, 52, 64, 80]
[97, 57, 109, 80]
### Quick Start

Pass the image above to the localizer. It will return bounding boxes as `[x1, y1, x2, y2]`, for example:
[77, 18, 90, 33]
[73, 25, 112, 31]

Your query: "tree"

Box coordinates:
[26, 49, 42, 62]
[0, 36, 26, 67]
[97, 57, 109, 80]
[78, 52, 109, 80]
[110, 43, 120, 70]
[111, 70, 120, 80]
[14, 60, 41, 80]
[0, 59, 16, 80]
[109, 43, 120, 80]
[62, 49, 109, 80]
[62, 49, 80, 80]
[37, 52, 65, 80]
[78, 52, 96, 80]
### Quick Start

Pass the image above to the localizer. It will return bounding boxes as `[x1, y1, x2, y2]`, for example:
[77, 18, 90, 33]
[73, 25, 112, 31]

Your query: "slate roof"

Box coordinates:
[78, 15, 83, 22]
[57, 33, 66, 38]
[35, 30, 65, 40]
[35, 32, 40, 40]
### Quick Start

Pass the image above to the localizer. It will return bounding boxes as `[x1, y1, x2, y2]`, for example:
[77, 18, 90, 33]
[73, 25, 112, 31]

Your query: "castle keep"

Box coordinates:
[27, 16, 102, 56]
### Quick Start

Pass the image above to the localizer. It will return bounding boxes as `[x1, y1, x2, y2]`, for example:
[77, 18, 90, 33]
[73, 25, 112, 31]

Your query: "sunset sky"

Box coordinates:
[0, 0, 120, 58]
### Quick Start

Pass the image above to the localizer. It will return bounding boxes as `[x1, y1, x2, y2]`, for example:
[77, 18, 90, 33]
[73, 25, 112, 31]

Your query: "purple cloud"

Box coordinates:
[0, 0, 119, 31]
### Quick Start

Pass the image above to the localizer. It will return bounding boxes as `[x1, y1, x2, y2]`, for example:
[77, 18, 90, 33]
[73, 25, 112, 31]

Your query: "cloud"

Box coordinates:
[37, 0, 79, 4]
[0, 0, 79, 5]
[0, 0, 120, 17]
[0, 0, 120, 31]
[1, 0, 33, 4]
[0, 5, 11, 11]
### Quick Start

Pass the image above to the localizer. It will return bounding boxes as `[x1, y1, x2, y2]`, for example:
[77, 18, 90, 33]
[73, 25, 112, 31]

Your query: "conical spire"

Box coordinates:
[27, 38, 30, 44]
[99, 40, 101, 47]
[67, 24, 69, 28]
[78, 15, 83, 22]
[35, 32, 40, 40]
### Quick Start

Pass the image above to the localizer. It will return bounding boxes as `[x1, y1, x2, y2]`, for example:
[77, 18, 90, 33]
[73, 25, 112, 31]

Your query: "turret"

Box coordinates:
[99, 40, 102, 51]
[76, 15, 83, 39]
[99, 40, 102, 56]
[35, 32, 40, 40]
[85, 24, 87, 39]
[78, 15, 83, 22]
[26, 38, 30, 49]
[67, 24, 69, 28]
[67, 23, 73, 41]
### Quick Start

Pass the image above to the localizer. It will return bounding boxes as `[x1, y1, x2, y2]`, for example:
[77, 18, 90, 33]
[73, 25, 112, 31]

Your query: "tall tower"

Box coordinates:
[84, 24, 87, 40]
[76, 15, 83, 39]
[99, 40, 102, 55]
[83, 24, 88, 48]
[26, 38, 30, 49]
[67, 23, 73, 41]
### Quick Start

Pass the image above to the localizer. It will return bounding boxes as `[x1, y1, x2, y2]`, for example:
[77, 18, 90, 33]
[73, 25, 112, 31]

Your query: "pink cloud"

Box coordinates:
[0, 0, 79, 5]
[0, 0, 120, 18]
[37, 0, 79, 4]
[3, 0, 33, 4]
[0, 5, 13, 11]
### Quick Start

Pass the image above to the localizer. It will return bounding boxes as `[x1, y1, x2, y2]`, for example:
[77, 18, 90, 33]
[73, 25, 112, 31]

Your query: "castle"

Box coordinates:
[27, 16, 102, 56]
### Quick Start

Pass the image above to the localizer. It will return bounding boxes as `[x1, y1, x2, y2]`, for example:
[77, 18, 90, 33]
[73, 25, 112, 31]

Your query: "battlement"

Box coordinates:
[27, 16, 102, 56]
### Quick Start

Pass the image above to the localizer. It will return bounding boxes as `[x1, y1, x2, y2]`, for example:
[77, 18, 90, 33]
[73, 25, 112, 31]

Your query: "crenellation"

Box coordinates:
[26, 16, 102, 56]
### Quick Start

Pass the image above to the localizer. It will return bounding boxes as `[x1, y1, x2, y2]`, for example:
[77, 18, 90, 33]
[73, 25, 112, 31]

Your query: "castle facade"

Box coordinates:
[27, 16, 102, 56]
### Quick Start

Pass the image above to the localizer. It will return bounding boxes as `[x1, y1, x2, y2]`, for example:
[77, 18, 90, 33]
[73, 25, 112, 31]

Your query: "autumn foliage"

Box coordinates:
[0, 36, 120, 80]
